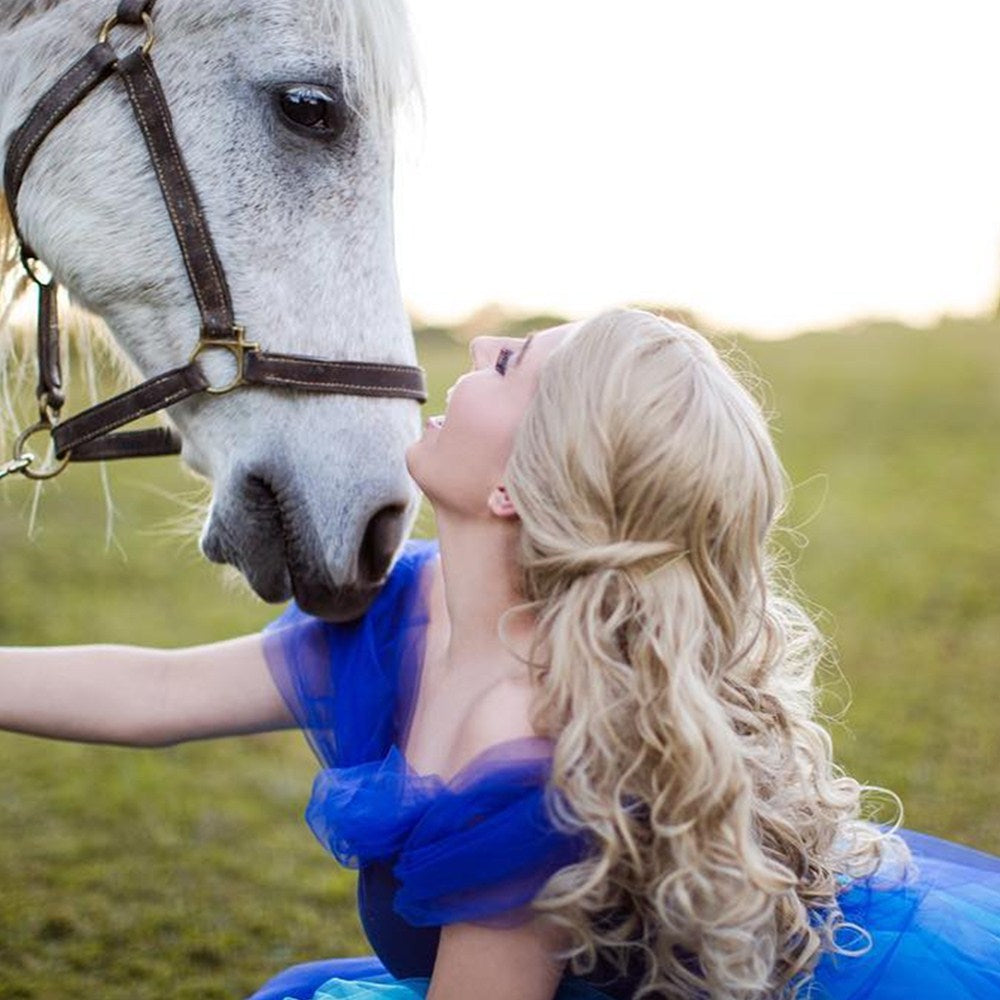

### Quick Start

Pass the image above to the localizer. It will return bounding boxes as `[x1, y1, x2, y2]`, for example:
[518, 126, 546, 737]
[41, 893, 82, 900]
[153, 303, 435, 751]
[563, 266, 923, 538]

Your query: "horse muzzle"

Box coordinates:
[201, 463, 414, 622]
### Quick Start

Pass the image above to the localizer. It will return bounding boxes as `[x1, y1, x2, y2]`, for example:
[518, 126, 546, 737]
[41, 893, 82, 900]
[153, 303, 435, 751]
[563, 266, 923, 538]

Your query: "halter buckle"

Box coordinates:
[190, 326, 260, 395]
[98, 11, 155, 57]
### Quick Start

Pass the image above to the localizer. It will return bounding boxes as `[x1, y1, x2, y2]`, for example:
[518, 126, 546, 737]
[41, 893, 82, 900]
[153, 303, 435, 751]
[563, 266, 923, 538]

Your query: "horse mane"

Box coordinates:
[0, 195, 129, 450]
[0, 195, 35, 432]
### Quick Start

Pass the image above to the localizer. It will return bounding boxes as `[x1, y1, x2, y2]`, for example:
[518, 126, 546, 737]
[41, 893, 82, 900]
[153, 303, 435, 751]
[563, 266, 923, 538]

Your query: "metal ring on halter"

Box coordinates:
[13, 422, 71, 481]
[98, 11, 155, 56]
[189, 327, 260, 395]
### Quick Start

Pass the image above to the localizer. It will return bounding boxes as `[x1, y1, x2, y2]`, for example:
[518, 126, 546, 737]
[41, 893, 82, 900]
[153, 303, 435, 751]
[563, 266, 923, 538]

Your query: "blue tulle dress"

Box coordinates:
[251, 539, 1000, 1000]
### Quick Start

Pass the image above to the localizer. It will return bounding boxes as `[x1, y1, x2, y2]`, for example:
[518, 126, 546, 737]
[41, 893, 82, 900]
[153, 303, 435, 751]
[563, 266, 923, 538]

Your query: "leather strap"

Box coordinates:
[52, 364, 209, 458]
[116, 0, 157, 24]
[115, 49, 235, 337]
[3, 42, 119, 256]
[36, 282, 65, 411]
[68, 427, 180, 461]
[244, 353, 428, 400]
[51, 352, 427, 459]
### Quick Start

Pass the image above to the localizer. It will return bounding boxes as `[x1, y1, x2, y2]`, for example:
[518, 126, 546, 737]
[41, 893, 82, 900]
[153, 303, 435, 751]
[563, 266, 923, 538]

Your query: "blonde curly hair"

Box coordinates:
[502, 308, 907, 999]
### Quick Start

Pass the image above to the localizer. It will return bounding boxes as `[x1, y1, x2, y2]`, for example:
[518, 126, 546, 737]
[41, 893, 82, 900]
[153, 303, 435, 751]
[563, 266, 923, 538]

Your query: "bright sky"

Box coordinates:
[393, 1, 1000, 337]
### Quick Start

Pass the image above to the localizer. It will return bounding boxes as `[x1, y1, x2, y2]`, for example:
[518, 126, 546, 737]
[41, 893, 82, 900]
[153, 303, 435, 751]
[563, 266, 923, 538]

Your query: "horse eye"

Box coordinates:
[275, 85, 349, 141]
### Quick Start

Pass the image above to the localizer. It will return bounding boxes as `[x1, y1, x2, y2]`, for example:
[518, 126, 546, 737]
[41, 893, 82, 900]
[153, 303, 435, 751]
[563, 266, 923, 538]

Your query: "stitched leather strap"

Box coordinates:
[244, 353, 428, 401]
[115, 48, 235, 337]
[3, 42, 118, 257]
[52, 364, 209, 458]
[50, 352, 427, 459]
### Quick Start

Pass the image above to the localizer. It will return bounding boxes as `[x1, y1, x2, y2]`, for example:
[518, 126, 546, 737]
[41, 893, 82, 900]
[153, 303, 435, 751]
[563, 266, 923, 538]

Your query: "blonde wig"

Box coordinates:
[502, 309, 908, 999]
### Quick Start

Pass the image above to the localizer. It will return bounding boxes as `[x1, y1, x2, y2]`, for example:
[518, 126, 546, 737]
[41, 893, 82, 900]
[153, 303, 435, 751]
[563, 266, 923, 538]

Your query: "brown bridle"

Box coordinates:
[1, 0, 427, 482]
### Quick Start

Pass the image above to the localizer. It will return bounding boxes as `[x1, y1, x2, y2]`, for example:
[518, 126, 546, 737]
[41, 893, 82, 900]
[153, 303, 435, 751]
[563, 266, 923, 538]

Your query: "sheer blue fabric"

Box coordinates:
[254, 538, 1000, 1000]
[810, 829, 1000, 999]
[306, 741, 589, 926]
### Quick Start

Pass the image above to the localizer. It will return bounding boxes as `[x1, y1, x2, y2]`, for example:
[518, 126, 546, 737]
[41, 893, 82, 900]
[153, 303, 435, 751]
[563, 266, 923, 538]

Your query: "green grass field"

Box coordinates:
[1, 314, 997, 998]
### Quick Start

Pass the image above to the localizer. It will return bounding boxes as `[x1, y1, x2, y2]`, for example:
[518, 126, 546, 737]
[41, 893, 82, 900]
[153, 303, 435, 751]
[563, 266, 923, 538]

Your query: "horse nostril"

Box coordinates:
[242, 472, 283, 526]
[358, 504, 406, 583]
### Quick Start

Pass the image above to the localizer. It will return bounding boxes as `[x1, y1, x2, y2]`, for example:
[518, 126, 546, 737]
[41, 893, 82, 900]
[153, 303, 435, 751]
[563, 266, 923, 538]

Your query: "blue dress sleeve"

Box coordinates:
[261, 539, 439, 770]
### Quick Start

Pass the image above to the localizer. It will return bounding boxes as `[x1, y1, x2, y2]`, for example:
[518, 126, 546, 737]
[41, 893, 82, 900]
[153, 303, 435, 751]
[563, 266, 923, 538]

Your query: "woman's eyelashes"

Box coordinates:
[495, 348, 514, 375]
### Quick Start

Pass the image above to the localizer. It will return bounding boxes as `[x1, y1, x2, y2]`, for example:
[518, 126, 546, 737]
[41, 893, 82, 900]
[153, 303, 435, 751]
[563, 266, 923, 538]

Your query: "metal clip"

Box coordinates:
[0, 455, 35, 482]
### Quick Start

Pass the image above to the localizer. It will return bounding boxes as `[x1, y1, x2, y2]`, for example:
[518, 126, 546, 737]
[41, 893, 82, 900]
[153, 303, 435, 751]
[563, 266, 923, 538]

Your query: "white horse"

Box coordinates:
[0, 0, 421, 621]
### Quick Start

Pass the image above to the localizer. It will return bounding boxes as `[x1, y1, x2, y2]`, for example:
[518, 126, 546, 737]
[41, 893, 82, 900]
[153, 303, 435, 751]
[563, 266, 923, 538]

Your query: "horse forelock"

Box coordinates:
[310, 0, 420, 131]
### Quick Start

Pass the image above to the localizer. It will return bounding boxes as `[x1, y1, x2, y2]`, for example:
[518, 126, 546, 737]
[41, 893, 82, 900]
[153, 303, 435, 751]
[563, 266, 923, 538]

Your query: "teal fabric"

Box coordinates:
[308, 972, 611, 998]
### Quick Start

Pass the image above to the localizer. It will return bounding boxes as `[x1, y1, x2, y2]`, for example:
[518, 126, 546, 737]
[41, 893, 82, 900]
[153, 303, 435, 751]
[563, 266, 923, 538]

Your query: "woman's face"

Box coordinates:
[406, 322, 578, 517]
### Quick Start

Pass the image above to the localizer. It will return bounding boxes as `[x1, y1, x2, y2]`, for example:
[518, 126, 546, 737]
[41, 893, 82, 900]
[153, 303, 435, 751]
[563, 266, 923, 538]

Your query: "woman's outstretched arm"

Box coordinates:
[0, 633, 294, 748]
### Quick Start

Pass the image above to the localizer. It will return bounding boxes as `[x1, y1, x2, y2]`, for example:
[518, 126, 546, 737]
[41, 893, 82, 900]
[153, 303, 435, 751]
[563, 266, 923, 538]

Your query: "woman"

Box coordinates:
[2, 309, 998, 999]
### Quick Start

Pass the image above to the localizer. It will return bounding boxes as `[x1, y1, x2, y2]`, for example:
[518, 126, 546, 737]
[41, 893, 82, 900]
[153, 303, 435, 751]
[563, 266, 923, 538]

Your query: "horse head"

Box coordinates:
[0, 0, 422, 621]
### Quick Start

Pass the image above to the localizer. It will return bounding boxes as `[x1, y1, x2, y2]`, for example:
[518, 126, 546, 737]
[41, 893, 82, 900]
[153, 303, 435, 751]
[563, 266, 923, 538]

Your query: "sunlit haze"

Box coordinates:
[394, 1, 1000, 337]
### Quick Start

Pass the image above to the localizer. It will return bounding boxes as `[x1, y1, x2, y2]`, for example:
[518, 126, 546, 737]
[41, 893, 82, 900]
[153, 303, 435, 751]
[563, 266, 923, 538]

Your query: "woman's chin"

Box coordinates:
[404, 443, 434, 495]
[404, 442, 420, 479]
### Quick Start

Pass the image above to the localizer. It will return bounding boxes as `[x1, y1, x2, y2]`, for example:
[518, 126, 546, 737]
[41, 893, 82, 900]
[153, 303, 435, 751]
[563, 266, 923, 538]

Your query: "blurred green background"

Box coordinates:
[1, 313, 997, 999]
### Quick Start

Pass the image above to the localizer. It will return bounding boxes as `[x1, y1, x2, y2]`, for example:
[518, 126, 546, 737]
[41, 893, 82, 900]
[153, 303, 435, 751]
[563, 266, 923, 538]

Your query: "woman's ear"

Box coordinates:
[487, 485, 519, 520]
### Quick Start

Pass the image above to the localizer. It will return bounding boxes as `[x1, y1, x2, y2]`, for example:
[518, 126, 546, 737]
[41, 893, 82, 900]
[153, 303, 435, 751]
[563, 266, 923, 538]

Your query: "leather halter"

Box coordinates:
[1, 0, 427, 481]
